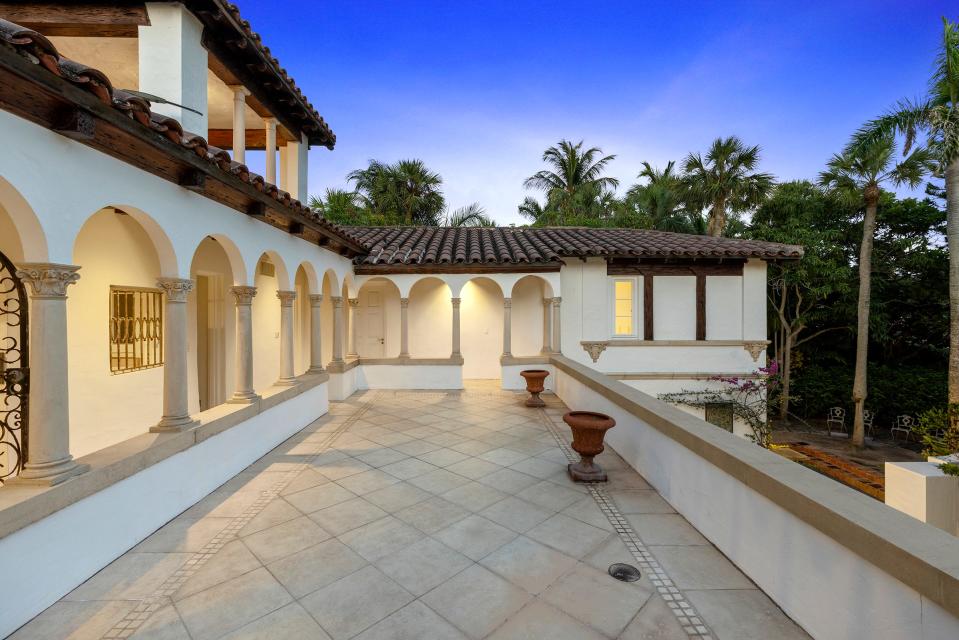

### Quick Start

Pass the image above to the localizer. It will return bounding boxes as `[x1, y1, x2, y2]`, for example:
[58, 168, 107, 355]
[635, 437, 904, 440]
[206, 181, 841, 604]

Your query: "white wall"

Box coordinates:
[252, 261, 281, 392]
[706, 276, 743, 340]
[294, 268, 311, 374]
[653, 275, 696, 340]
[409, 278, 452, 358]
[69, 209, 164, 457]
[510, 276, 547, 356]
[355, 364, 463, 390]
[461, 278, 503, 379]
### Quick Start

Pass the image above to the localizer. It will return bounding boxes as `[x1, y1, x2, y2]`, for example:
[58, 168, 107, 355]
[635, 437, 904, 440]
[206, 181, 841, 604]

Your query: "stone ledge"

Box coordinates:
[607, 371, 760, 380]
[604, 339, 767, 347]
[359, 356, 464, 366]
[499, 355, 551, 366]
[0, 372, 329, 540]
[549, 354, 959, 620]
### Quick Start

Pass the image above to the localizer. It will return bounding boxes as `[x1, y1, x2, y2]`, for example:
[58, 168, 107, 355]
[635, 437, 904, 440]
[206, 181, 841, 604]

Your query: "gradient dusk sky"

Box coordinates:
[240, 1, 952, 225]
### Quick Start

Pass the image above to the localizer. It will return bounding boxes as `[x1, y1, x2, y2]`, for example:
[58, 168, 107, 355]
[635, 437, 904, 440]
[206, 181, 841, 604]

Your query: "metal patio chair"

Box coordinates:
[826, 407, 846, 437]
[863, 409, 876, 438]
[891, 415, 915, 443]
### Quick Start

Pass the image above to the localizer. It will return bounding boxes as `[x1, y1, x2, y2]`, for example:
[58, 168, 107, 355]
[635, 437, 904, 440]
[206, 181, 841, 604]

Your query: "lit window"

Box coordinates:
[613, 279, 634, 336]
[110, 287, 164, 374]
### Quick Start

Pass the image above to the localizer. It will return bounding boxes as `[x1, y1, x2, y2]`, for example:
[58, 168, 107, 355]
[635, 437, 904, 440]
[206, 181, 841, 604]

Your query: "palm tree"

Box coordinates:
[524, 140, 619, 225]
[444, 203, 496, 227]
[518, 196, 549, 225]
[309, 188, 365, 225]
[683, 136, 774, 236]
[347, 159, 446, 225]
[625, 161, 694, 232]
[819, 134, 931, 447]
[854, 18, 959, 427]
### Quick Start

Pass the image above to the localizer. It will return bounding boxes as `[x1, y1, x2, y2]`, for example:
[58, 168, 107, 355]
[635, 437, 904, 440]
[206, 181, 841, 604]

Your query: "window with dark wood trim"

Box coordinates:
[110, 286, 163, 374]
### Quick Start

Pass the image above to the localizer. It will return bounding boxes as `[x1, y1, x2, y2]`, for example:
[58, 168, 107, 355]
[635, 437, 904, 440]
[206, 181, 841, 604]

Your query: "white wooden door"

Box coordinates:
[358, 286, 385, 357]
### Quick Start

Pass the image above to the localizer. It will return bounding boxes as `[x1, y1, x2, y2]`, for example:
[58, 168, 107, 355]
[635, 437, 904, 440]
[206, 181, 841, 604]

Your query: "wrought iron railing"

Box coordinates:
[110, 286, 163, 374]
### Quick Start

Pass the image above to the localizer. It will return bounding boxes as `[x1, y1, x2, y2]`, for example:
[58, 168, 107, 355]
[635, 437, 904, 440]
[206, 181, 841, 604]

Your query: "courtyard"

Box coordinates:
[13, 385, 806, 640]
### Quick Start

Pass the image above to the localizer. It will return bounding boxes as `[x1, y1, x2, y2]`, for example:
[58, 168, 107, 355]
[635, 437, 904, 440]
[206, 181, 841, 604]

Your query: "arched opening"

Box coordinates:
[461, 277, 504, 379]
[0, 176, 48, 263]
[189, 237, 239, 412]
[355, 277, 400, 358]
[293, 264, 316, 374]
[252, 252, 287, 390]
[69, 206, 174, 456]
[511, 275, 554, 356]
[409, 277, 451, 358]
[320, 270, 338, 368]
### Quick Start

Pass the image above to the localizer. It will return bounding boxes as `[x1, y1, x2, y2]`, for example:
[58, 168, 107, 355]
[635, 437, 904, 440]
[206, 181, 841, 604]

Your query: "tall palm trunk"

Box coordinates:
[947, 159, 959, 431]
[707, 197, 726, 236]
[852, 189, 879, 447]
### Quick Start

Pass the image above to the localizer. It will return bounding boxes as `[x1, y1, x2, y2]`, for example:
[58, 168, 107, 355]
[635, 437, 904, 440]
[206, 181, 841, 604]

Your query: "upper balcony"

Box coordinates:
[0, 0, 331, 201]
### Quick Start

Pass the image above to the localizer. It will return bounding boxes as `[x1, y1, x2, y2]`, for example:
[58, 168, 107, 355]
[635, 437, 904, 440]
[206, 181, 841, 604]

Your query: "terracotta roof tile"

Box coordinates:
[349, 226, 802, 267]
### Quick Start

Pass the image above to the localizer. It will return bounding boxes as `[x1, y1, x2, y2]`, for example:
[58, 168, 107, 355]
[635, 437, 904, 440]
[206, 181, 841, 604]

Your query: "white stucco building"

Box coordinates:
[4, 4, 957, 640]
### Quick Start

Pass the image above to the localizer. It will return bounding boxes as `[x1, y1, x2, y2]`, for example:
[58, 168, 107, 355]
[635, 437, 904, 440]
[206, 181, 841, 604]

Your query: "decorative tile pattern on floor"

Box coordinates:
[100, 393, 381, 639]
[535, 399, 715, 639]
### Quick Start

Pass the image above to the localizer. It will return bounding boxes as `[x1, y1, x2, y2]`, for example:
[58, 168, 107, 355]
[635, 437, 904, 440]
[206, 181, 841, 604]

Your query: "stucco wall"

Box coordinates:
[409, 278, 452, 358]
[510, 276, 547, 356]
[69, 209, 164, 457]
[461, 278, 503, 379]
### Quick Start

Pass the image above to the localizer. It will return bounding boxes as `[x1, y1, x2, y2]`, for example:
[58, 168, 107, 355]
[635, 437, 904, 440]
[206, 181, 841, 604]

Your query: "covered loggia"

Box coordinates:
[69, 205, 177, 457]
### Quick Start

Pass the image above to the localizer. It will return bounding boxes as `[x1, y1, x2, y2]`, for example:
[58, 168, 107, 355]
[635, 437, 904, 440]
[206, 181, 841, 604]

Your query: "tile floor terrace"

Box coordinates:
[13, 385, 809, 640]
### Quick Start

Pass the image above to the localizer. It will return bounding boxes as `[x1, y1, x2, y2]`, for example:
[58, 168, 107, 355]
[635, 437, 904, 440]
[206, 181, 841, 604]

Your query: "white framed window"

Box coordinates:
[610, 278, 637, 338]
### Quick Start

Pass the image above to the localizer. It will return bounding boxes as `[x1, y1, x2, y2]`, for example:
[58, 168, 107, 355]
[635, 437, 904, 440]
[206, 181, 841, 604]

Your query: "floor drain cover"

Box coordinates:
[608, 563, 641, 582]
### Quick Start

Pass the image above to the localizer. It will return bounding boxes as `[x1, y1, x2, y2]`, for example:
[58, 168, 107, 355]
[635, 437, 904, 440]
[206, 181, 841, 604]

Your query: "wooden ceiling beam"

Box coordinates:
[205, 128, 295, 151]
[0, 2, 149, 37]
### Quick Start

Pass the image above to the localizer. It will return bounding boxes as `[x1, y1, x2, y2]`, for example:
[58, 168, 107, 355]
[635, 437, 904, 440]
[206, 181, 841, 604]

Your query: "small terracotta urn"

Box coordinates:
[563, 411, 616, 482]
[519, 369, 550, 407]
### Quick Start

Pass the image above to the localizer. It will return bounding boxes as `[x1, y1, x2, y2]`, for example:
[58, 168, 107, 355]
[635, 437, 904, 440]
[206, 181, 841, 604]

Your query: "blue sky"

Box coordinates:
[242, 1, 952, 225]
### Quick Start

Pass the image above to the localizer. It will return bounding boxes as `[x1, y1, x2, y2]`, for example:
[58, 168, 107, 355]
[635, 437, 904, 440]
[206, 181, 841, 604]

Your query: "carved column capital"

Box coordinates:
[551, 297, 562, 307]
[309, 294, 323, 307]
[276, 290, 296, 307]
[349, 298, 360, 307]
[157, 277, 194, 303]
[331, 295, 344, 308]
[503, 298, 512, 309]
[451, 297, 461, 309]
[543, 298, 553, 307]
[400, 297, 410, 309]
[230, 285, 257, 306]
[16, 263, 81, 298]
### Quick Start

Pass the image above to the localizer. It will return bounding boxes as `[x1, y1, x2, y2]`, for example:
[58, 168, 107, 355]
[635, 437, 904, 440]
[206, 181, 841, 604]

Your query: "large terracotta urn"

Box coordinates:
[519, 369, 549, 407]
[563, 411, 616, 482]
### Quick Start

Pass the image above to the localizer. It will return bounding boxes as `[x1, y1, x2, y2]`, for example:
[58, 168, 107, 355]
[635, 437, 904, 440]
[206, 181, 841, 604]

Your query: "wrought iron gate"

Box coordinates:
[0, 250, 27, 483]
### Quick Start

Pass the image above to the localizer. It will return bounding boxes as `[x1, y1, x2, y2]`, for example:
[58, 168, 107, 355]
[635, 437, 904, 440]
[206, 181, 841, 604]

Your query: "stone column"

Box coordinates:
[229, 286, 258, 403]
[308, 294, 324, 373]
[277, 290, 296, 384]
[399, 297, 410, 358]
[153, 277, 198, 432]
[551, 297, 562, 353]
[264, 117, 277, 184]
[502, 298, 512, 357]
[451, 297, 461, 357]
[331, 296, 345, 364]
[542, 298, 553, 354]
[347, 298, 359, 358]
[230, 85, 250, 164]
[13, 263, 86, 485]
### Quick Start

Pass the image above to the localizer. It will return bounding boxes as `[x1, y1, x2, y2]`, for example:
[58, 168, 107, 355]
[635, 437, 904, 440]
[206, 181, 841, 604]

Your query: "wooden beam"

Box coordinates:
[0, 3, 150, 37]
[206, 128, 295, 151]
[288, 222, 304, 236]
[696, 275, 706, 341]
[643, 276, 654, 340]
[247, 202, 266, 218]
[607, 259, 744, 276]
[54, 108, 95, 140]
[179, 169, 206, 192]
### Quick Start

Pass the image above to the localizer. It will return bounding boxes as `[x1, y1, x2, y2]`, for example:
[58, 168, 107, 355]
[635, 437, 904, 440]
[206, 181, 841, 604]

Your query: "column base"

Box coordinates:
[151, 415, 200, 433]
[276, 377, 298, 386]
[307, 366, 326, 374]
[227, 392, 260, 405]
[10, 457, 89, 486]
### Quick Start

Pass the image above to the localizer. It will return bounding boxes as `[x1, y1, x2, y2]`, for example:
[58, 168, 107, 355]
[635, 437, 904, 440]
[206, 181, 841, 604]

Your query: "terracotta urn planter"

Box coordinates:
[563, 411, 616, 482]
[519, 369, 550, 407]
